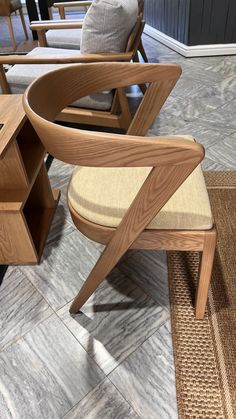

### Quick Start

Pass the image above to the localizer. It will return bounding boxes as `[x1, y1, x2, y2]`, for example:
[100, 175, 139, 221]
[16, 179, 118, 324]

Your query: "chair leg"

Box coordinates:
[19, 8, 28, 40]
[195, 228, 217, 319]
[48, 7, 53, 20]
[138, 39, 148, 62]
[7, 16, 16, 50]
[59, 6, 65, 19]
[69, 243, 128, 314]
[133, 52, 139, 63]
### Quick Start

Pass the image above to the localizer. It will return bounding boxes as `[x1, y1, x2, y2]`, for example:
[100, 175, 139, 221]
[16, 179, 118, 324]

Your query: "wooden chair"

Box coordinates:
[23, 62, 217, 319]
[0, 3, 145, 130]
[34, 0, 148, 63]
[0, 0, 28, 50]
[50, 0, 91, 19]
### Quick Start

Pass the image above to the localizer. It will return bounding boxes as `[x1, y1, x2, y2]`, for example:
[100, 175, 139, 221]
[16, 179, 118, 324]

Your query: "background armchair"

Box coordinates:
[0, 0, 28, 50]
[0, 0, 145, 130]
[49, 0, 91, 19]
[23, 62, 216, 319]
[35, 0, 148, 62]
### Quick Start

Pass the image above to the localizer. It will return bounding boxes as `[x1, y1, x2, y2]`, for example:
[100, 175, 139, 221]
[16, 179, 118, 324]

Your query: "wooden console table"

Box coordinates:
[0, 95, 60, 264]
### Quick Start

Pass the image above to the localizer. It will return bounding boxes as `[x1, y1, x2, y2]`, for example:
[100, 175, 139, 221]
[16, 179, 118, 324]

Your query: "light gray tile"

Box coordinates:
[201, 157, 232, 171]
[0, 315, 104, 419]
[58, 268, 169, 374]
[197, 99, 236, 130]
[46, 203, 75, 245]
[206, 136, 236, 170]
[148, 122, 233, 149]
[64, 378, 139, 419]
[172, 77, 236, 105]
[118, 250, 170, 309]
[49, 158, 74, 190]
[0, 267, 53, 351]
[48, 158, 75, 226]
[109, 321, 178, 419]
[19, 230, 104, 311]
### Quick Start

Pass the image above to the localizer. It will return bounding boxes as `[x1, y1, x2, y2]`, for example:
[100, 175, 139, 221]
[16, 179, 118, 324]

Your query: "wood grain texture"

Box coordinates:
[23, 61, 214, 318]
[54, 1, 92, 8]
[19, 8, 28, 40]
[6, 15, 16, 50]
[0, 96, 59, 264]
[0, 64, 10, 94]
[0, 95, 26, 157]
[195, 228, 217, 319]
[30, 19, 83, 30]
[0, 52, 133, 65]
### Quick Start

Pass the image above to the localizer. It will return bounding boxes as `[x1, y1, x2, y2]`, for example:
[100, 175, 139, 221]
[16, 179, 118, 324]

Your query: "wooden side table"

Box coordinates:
[0, 95, 60, 264]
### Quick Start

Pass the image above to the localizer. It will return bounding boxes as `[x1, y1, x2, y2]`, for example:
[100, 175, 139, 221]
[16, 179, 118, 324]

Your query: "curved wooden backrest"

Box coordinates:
[23, 62, 203, 168]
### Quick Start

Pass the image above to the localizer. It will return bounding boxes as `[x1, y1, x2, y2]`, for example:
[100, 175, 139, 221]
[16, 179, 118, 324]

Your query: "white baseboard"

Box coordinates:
[144, 24, 236, 57]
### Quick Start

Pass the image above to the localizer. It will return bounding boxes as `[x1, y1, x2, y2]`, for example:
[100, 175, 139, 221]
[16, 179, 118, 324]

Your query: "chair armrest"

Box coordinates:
[30, 19, 83, 30]
[53, 1, 92, 8]
[0, 52, 133, 65]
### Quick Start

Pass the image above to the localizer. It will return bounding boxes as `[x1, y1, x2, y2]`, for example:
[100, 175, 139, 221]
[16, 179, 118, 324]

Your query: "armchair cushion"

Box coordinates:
[46, 28, 82, 49]
[81, 0, 138, 54]
[68, 136, 213, 230]
[5, 47, 113, 110]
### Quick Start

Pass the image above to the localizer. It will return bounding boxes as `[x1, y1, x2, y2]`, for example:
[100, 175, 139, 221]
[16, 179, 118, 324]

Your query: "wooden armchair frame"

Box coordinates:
[53, 0, 92, 19]
[0, 0, 28, 50]
[31, 0, 148, 62]
[23, 62, 217, 319]
[0, 13, 146, 130]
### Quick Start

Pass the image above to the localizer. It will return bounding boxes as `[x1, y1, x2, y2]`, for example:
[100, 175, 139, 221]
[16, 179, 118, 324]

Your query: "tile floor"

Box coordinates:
[0, 34, 236, 418]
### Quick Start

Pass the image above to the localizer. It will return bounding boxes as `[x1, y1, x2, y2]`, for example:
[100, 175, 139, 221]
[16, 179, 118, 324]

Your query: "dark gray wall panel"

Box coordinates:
[144, 0, 190, 44]
[144, 0, 236, 45]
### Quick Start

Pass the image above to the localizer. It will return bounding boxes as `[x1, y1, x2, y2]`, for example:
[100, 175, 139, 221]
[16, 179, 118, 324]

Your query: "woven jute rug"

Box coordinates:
[168, 171, 236, 419]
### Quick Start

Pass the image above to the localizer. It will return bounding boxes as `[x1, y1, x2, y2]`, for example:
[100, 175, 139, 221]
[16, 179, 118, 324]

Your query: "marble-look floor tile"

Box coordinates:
[109, 321, 178, 419]
[19, 230, 104, 311]
[58, 268, 169, 374]
[160, 93, 224, 124]
[148, 121, 233, 149]
[0, 315, 104, 419]
[202, 157, 233, 171]
[48, 158, 75, 226]
[48, 158, 74, 189]
[0, 267, 53, 351]
[205, 136, 236, 170]
[46, 203, 75, 245]
[118, 250, 170, 310]
[64, 378, 139, 419]
[197, 98, 236, 131]
[172, 77, 236, 106]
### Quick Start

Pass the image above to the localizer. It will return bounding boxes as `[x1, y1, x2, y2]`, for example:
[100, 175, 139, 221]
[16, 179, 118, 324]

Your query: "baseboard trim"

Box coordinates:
[144, 25, 236, 57]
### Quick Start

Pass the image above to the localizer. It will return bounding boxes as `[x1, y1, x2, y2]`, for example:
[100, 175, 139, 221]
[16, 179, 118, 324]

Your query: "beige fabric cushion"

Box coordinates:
[68, 136, 213, 230]
[81, 0, 138, 54]
[5, 47, 113, 110]
[46, 28, 82, 49]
